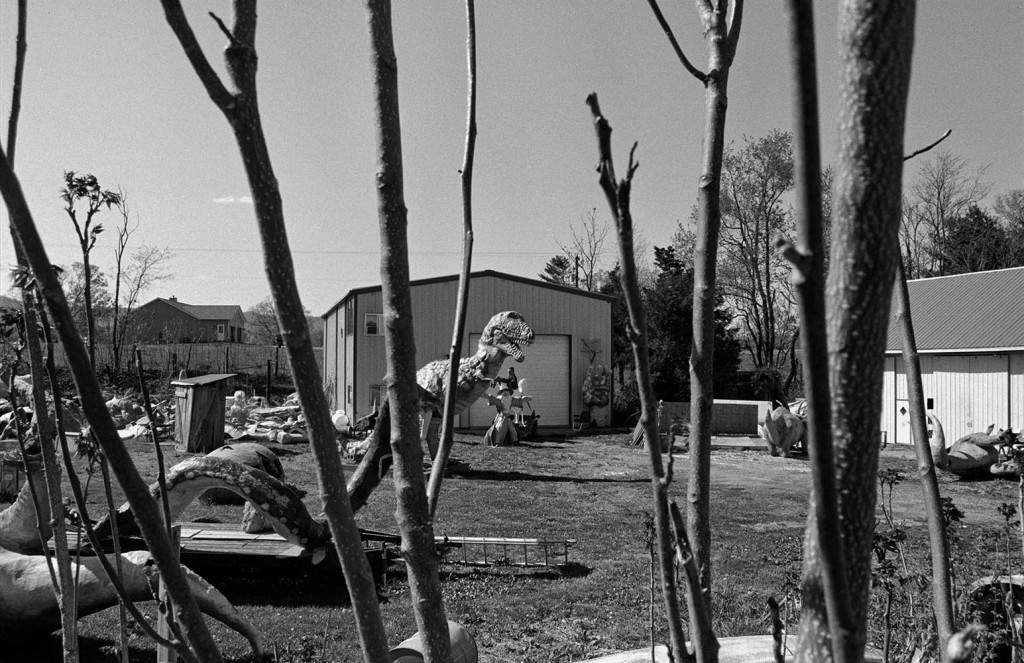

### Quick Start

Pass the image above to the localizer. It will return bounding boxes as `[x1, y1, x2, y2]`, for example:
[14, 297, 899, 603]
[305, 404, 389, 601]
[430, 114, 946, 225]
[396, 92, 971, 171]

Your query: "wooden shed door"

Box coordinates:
[464, 334, 571, 427]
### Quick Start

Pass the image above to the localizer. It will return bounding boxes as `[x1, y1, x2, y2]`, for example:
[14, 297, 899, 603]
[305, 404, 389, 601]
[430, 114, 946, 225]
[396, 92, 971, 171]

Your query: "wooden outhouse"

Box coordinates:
[173, 373, 235, 453]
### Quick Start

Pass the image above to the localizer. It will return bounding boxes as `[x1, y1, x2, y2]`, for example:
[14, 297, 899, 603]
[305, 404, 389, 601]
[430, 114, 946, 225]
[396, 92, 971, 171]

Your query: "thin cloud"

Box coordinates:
[213, 195, 254, 205]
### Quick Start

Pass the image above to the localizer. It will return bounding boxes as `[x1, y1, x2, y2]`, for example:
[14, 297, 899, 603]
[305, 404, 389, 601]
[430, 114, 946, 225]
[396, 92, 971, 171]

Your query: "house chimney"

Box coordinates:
[169, 296, 177, 301]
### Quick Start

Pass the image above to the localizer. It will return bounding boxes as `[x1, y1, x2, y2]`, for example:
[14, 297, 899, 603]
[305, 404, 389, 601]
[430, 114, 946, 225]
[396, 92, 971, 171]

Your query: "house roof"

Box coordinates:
[144, 298, 244, 322]
[885, 267, 1024, 353]
[321, 269, 615, 318]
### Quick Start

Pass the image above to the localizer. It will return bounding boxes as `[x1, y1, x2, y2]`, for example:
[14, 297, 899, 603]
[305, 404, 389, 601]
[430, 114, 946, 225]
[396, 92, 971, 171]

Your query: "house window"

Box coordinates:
[364, 313, 382, 336]
[217, 324, 225, 334]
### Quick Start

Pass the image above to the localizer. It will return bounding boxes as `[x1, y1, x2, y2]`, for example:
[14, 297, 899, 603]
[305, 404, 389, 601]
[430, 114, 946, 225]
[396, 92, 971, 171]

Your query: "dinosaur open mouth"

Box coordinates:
[507, 335, 533, 362]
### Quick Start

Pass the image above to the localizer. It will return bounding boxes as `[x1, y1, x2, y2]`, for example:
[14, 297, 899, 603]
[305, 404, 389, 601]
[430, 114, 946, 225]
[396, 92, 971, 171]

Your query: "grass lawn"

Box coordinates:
[3, 431, 1020, 662]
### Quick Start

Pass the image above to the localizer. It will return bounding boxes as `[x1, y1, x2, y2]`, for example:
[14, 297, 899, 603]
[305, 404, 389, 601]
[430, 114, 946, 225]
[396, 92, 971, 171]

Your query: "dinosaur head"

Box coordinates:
[479, 311, 534, 363]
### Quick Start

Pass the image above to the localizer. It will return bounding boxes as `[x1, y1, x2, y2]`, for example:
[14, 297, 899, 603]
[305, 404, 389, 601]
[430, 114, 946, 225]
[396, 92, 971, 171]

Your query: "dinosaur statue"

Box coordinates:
[0, 453, 263, 654]
[347, 311, 534, 506]
[761, 405, 805, 458]
[415, 310, 535, 452]
[928, 414, 1020, 478]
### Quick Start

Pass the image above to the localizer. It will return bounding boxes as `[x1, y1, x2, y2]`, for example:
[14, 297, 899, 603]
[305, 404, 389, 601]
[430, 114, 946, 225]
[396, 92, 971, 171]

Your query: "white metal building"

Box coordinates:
[320, 270, 614, 428]
[881, 267, 1024, 445]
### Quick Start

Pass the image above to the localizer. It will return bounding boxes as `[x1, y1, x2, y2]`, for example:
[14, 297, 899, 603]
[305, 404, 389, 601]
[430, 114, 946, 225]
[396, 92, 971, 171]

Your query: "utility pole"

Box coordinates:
[574, 254, 581, 288]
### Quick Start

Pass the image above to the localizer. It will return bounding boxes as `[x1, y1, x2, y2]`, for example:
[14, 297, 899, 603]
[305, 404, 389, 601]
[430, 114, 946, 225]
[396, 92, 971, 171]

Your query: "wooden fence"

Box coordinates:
[50, 342, 323, 384]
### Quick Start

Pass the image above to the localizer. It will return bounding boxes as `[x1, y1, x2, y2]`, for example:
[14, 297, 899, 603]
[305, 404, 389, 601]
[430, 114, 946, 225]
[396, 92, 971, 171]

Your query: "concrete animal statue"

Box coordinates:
[0, 454, 263, 654]
[928, 414, 1019, 478]
[761, 406, 805, 458]
[415, 311, 534, 454]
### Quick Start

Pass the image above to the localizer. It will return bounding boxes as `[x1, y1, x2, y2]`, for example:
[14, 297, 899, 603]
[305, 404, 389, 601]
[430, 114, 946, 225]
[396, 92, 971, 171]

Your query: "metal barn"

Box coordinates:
[320, 270, 614, 428]
[881, 267, 1024, 445]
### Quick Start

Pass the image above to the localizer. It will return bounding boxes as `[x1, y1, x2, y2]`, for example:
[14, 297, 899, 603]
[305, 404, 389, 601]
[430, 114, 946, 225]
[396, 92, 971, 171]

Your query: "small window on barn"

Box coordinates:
[217, 324, 225, 334]
[364, 313, 382, 336]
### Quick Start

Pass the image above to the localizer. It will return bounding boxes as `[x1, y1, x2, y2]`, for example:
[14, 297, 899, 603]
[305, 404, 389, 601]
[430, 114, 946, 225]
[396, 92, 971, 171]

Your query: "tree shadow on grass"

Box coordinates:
[455, 468, 647, 484]
[206, 566, 358, 608]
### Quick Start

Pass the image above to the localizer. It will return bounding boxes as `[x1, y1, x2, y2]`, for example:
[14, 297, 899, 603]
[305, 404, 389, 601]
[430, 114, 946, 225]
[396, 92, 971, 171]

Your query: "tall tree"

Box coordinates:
[934, 205, 1020, 275]
[538, 254, 573, 286]
[717, 130, 798, 383]
[159, 2, 391, 660]
[362, 1, 453, 660]
[557, 207, 611, 291]
[61, 263, 113, 342]
[901, 151, 990, 278]
[645, 0, 744, 608]
[60, 171, 121, 367]
[795, 0, 917, 660]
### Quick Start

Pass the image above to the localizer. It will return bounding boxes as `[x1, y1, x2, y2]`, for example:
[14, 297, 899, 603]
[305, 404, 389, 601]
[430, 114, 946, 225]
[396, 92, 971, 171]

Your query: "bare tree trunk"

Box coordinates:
[780, 2, 855, 659]
[687, 0, 742, 606]
[4, 8, 79, 657]
[894, 258, 954, 655]
[158, 2, 392, 660]
[796, 2, 916, 661]
[364, 2, 452, 660]
[83, 246, 95, 367]
[427, 0, 477, 518]
[587, 94, 700, 663]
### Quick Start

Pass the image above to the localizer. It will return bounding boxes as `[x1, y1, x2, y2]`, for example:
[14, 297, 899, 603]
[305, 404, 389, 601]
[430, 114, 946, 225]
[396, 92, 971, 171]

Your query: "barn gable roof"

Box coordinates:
[140, 298, 244, 323]
[322, 269, 614, 319]
[885, 267, 1024, 353]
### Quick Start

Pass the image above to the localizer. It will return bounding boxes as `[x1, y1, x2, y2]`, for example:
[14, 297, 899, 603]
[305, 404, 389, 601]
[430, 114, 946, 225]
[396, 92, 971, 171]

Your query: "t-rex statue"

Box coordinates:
[347, 310, 534, 508]
[414, 311, 535, 452]
[0, 452, 263, 654]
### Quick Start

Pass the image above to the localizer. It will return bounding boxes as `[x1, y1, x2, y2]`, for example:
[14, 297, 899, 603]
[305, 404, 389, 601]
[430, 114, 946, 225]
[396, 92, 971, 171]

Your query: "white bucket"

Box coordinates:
[390, 621, 477, 663]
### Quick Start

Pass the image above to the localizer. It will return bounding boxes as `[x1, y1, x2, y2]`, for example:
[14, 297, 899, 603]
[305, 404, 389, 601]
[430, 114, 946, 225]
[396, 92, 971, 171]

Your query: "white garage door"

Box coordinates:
[465, 334, 570, 427]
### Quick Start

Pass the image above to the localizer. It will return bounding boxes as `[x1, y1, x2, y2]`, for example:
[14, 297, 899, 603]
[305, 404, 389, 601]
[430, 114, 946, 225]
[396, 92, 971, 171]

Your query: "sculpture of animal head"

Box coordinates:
[478, 311, 534, 363]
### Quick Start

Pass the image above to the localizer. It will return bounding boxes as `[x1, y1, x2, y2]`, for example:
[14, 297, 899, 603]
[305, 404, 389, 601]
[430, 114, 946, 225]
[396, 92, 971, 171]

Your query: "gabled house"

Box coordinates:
[132, 297, 246, 343]
[881, 267, 1024, 445]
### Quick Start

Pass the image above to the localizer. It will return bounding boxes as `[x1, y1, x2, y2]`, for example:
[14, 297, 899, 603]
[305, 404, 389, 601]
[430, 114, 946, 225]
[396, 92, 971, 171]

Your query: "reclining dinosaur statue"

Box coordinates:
[0, 452, 263, 655]
[928, 414, 1021, 478]
[347, 310, 534, 508]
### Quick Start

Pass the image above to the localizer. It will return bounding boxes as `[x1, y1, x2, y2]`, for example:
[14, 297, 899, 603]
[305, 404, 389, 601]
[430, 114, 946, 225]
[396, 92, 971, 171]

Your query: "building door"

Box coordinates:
[464, 334, 571, 427]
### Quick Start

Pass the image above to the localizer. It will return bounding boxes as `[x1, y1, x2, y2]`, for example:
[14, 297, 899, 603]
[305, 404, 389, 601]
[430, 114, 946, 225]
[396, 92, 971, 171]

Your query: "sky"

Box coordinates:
[0, 2, 1021, 317]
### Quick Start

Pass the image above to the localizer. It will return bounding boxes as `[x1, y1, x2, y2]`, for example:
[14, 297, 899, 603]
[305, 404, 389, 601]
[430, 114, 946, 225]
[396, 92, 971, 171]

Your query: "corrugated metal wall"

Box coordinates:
[322, 274, 611, 425]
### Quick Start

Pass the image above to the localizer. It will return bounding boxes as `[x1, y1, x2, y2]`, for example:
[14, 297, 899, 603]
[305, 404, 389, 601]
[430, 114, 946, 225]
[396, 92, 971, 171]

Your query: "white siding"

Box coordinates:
[884, 352, 1018, 444]
[1013, 353, 1024, 428]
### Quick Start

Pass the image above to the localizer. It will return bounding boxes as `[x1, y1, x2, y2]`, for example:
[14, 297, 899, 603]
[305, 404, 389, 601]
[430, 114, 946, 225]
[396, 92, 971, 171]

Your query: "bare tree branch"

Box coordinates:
[158, 1, 393, 659]
[645, 0, 708, 84]
[3, 0, 27, 164]
[904, 128, 951, 162]
[586, 92, 700, 663]
[428, 0, 477, 518]
[160, 1, 235, 110]
[782, 1, 855, 660]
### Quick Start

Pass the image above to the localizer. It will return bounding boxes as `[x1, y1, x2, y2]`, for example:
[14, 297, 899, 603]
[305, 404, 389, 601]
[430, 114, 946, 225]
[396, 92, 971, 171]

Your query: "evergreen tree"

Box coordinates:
[538, 254, 574, 286]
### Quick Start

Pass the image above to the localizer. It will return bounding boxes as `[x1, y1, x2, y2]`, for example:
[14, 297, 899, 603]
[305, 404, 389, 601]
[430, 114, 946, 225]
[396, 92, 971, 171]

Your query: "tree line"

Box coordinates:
[541, 133, 1023, 410]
